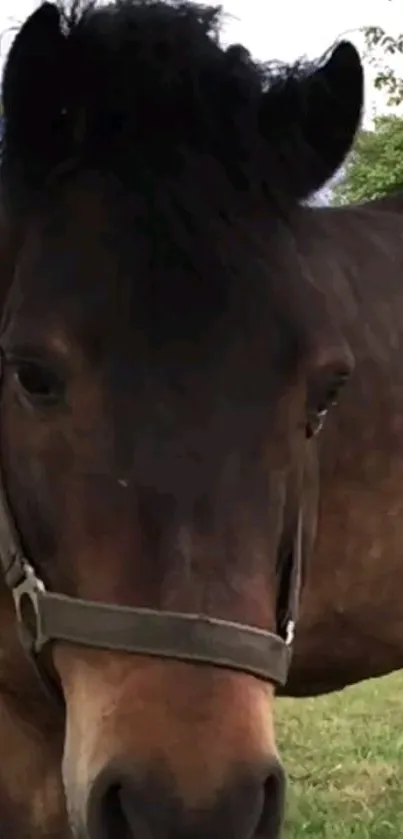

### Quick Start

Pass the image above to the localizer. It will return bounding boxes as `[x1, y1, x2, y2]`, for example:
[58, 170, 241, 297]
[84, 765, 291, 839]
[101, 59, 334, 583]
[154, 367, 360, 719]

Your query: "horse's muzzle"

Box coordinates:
[84, 757, 286, 839]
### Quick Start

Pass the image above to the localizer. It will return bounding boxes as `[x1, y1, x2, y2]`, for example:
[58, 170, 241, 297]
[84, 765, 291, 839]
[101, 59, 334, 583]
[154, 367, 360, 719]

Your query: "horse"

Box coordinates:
[0, 1, 366, 838]
[281, 189, 403, 697]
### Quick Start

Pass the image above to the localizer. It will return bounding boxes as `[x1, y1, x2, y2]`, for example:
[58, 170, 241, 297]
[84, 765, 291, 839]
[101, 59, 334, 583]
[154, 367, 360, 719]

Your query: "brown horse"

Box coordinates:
[283, 190, 403, 697]
[0, 2, 371, 838]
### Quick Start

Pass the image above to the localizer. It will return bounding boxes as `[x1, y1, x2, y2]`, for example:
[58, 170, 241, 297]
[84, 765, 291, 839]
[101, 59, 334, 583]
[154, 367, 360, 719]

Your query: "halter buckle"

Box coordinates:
[12, 562, 47, 654]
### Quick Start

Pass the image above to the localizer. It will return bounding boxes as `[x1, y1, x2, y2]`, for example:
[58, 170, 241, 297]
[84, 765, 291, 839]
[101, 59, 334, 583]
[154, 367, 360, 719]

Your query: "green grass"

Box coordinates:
[277, 671, 403, 837]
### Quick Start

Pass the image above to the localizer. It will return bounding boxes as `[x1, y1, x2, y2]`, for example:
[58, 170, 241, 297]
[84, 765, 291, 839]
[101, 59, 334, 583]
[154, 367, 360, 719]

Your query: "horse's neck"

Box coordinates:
[307, 199, 403, 590]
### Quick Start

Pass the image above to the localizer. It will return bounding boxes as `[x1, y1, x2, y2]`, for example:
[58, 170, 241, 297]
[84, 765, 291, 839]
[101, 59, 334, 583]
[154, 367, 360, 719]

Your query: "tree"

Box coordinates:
[332, 115, 403, 204]
[364, 11, 403, 106]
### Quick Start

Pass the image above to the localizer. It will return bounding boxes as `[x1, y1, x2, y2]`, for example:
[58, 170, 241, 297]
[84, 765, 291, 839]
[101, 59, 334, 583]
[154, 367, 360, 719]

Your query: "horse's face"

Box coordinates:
[2, 172, 304, 837]
[0, 4, 363, 839]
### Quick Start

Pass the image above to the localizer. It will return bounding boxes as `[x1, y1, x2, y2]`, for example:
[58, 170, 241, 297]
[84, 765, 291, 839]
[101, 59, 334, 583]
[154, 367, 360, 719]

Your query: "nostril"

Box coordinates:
[88, 768, 167, 839]
[255, 761, 286, 839]
[87, 771, 140, 839]
[101, 783, 132, 839]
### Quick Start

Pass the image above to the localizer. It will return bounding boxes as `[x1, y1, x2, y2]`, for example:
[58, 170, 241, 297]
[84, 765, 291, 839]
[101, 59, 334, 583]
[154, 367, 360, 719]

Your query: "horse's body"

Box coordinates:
[0, 2, 400, 839]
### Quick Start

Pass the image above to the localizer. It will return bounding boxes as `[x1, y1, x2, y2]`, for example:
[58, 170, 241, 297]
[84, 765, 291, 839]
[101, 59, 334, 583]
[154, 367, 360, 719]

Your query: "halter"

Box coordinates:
[0, 352, 304, 704]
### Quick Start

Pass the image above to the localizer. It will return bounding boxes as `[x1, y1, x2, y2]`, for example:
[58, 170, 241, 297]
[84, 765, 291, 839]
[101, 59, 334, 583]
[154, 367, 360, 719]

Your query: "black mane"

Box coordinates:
[0, 0, 318, 210]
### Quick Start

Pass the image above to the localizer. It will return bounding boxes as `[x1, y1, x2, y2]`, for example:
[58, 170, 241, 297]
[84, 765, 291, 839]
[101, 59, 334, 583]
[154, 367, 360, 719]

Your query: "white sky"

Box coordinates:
[1, 0, 403, 126]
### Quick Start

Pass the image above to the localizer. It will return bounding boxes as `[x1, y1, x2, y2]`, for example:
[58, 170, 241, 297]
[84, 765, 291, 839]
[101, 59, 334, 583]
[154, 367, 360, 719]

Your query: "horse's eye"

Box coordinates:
[306, 368, 350, 439]
[13, 360, 66, 407]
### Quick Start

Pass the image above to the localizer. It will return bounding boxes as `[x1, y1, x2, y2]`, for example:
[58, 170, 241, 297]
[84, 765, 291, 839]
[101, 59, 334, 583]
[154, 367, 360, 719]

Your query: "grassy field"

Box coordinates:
[277, 671, 403, 837]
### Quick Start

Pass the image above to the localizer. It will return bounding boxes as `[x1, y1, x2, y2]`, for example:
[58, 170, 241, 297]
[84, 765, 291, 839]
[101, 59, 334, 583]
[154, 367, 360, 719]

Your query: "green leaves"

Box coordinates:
[333, 115, 403, 204]
[363, 21, 403, 106]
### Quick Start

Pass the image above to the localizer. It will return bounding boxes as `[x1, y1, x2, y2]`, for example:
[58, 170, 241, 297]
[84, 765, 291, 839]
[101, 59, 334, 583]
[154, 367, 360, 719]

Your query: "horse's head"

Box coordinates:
[0, 3, 363, 838]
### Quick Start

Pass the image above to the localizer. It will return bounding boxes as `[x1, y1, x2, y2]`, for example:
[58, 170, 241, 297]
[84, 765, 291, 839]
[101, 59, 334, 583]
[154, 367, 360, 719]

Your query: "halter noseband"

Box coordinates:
[0, 351, 303, 704]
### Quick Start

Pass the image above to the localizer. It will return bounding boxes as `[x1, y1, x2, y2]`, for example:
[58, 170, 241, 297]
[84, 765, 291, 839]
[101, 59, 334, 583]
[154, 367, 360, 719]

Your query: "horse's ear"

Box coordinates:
[2, 3, 67, 186]
[259, 41, 364, 200]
